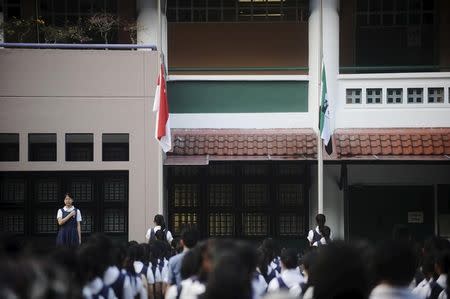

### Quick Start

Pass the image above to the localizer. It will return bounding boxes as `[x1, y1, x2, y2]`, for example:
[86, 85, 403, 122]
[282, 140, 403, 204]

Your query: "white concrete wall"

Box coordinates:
[336, 73, 450, 128]
[0, 49, 161, 242]
[310, 164, 450, 240]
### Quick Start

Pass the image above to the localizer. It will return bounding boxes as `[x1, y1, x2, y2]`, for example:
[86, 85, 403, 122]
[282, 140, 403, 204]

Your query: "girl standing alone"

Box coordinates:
[56, 193, 82, 246]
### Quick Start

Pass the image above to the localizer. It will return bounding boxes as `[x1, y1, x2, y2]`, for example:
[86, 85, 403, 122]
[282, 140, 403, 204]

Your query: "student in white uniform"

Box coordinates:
[267, 248, 304, 293]
[412, 255, 434, 299]
[146, 214, 173, 244]
[312, 226, 331, 247]
[307, 214, 332, 247]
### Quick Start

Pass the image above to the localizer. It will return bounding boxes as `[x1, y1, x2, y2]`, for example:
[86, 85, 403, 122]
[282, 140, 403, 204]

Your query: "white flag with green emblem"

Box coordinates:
[319, 63, 333, 154]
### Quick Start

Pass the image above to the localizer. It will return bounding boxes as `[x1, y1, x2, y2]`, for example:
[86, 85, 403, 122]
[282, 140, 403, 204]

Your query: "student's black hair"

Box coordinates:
[154, 214, 166, 230]
[180, 224, 200, 249]
[77, 243, 105, 284]
[281, 248, 298, 269]
[299, 249, 317, 273]
[309, 241, 369, 299]
[421, 254, 436, 279]
[315, 214, 326, 228]
[261, 238, 281, 258]
[124, 243, 140, 275]
[64, 192, 73, 199]
[256, 247, 269, 280]
[320, 225, 331, 242]
[180, 250, 198, 280]
[203, 249, 252, 299]
[436, 250, 450, 274]
[86, 233, 114, 268]
[372, 240, 417, 286]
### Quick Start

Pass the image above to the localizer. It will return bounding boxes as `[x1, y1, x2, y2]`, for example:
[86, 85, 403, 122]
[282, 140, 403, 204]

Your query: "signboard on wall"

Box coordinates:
[408, 212, 424, 223]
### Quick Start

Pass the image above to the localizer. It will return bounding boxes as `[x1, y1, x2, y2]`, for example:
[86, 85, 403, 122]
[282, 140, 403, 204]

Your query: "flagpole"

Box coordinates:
[318, 0, 324, 214]
[157, 0, 164, 214]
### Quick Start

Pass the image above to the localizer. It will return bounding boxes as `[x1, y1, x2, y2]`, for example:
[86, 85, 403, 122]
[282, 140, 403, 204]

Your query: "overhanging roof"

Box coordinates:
[165, 129, 317, 165]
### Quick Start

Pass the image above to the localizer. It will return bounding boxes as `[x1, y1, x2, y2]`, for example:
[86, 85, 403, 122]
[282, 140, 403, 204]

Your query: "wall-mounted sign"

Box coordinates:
[408, 212, 424, 224]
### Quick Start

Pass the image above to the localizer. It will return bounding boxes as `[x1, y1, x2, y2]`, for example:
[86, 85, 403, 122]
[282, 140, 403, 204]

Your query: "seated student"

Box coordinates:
[267, 248, 304, 293]
[289, 249, 317, 298]
[369, 240, 419, 299]
[307, 214, 332, 247]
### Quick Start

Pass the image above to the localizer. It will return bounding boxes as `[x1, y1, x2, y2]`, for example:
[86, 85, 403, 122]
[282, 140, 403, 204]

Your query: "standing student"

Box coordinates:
[146, 215, 173, 244]
[56, 193, 82, 246]
[307, 214, 332, 247]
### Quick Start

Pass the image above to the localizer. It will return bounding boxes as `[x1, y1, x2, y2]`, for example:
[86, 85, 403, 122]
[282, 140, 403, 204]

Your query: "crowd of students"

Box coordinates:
[0, 222, 449, 299]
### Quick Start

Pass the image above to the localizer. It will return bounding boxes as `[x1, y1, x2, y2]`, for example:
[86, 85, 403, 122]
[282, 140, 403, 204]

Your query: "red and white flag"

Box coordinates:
[153, 64, 171, 152]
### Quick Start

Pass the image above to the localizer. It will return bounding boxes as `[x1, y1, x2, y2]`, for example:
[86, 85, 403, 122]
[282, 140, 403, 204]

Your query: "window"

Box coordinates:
[39, 0, 118, 26]
[0, 134, 19, 161]
[66, 134, 93, 161]
[168, 163, 308, 240]
[102, 133, 129, 161]
[3, 0, 21, 20]
[167, 0, 309, 23]
[354, 0, 437, 70]
[28, 133, 57, 161]
[0, 171, 128, 242]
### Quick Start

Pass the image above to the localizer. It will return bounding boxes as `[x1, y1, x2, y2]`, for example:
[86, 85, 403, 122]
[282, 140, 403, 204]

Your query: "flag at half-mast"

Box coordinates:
[153, 63, 172, 153]
[319, 63, 333, 155]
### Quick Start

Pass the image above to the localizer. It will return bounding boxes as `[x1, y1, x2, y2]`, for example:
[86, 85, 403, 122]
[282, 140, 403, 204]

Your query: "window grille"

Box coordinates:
[208, 184, 233, 207]
[243, 213, 268, 236]
[279, 214, 304, 236]
[70, 177, 93, 202]
[356, 0, 435, 27]
[367, 88, 382, 104]
[173, 184, 199, 207]
[428, 87, 444, 103]
[0, 178, 25, 203]
[208, 213, 233, 236]
[243, 184, 268, 207]
[407, 88, 423, 103]
[387, 88, 403, 104]
[80, 209, 94, 233]
[346, 89, 362, 104]
[279, 184, 303, 207]
[35, 178, 59, 202]
[172, 212, 198, 235]
[104, 209, 126, 233]
[0, 211, 24, 234]
[104, 176, 127, 201]
[36, 210, 58, 233]
[167, 0, 308, 23]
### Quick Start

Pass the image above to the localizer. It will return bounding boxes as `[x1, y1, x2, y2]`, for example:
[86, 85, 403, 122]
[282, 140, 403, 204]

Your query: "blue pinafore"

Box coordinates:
[56, 208, 79, 246]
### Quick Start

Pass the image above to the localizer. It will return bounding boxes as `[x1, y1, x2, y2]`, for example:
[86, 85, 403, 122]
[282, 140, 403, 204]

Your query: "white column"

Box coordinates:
[136, 0, 159, 45]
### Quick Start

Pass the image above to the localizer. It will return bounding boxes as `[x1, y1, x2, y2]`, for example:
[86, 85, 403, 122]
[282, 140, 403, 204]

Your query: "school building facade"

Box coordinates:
[0, 0, 449, 245]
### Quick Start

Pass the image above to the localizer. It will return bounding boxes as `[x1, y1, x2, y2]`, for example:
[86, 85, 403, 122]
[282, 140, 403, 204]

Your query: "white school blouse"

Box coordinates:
[57, 206, 82, 221]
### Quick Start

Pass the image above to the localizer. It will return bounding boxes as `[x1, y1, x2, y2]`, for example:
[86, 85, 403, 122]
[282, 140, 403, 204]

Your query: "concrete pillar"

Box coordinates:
[136, 0, 158, 45]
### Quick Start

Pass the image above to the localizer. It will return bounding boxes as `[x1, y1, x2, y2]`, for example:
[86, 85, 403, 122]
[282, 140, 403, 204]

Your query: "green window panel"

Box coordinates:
[168, 81, 308, 113]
